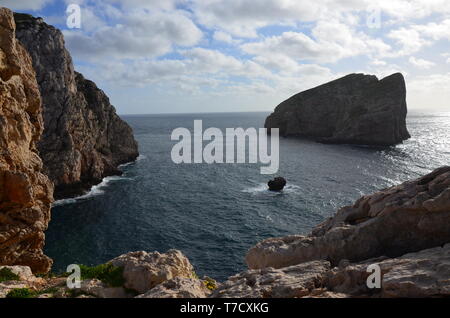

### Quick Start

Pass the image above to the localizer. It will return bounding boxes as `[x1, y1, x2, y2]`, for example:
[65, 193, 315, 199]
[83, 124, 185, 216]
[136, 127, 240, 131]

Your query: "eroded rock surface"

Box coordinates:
[110, 250, 197, 294]
[136, 277, 211, 298]
[212, 261, 331, 298]
[265, 73, 410, 146]
[13, 13, 139, 199]
[247, 166, 450, 270]
[0, 8, 53, 273]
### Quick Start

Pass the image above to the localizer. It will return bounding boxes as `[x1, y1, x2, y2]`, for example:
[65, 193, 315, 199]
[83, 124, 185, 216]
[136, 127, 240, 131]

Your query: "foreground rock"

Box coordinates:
[14, 13, 139, 199]
[268, 177, 287, 191]
[247, 166, 450, 270]
[215, 244, 450, 298]
[110, 250, 198, 294]
[137, 277, 211, 298]
[265, 73, 410, 146]
[0, 8, 53, 273]
[212, 261, 332, 298]
[0, 250, 213, 298]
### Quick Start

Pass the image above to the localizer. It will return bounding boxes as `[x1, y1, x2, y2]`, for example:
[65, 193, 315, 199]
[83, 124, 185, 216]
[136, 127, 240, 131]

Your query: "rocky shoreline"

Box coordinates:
[1, 166, 449, 298]
[0, 7, 449, 298]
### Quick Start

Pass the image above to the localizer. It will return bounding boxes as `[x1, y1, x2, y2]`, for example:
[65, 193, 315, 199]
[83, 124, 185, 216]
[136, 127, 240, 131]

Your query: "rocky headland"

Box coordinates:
[0, 8, 53, 274]
[265, 73, 411, 146]
[13, 13, 139, 199]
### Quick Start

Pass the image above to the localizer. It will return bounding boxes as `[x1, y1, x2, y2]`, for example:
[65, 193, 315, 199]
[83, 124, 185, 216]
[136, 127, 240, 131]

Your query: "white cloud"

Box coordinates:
[413, 19, 450, 41]
[213, 31, 241, 44]
[2, 0, 53, 11]
[388, 28, 431, 56]
[407, 73, 450, 110]
[241, 20, 391, 64]
[409, 57, 436, 69]
[64, 10, 202, 61]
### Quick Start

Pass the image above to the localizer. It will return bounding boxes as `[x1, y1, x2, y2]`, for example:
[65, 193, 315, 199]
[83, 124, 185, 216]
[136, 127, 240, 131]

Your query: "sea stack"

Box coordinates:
[13, 13, 139, 199]
[268, 177, 287, 191]
[0, 8, 53, 273]
[265, 73, 411, 146]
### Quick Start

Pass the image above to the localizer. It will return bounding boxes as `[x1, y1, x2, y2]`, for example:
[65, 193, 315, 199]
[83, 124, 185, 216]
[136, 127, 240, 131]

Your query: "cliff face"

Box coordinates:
[0, 8, 53, 273]
[265, 73, 411, 146]
[13, 13, 139, 199]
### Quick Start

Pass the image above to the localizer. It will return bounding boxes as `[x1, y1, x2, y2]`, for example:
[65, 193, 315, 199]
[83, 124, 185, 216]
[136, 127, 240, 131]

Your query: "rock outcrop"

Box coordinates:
[0, 250, 213, 298]
[110, 250, 198, 294]
[246, 166, 450, 270]
[13, 13, 139, 199]
[265, 73, 410, 146]
[214, 244, 450, 298]
[0, 8, 53, 273]
[268, 177, 287, 191]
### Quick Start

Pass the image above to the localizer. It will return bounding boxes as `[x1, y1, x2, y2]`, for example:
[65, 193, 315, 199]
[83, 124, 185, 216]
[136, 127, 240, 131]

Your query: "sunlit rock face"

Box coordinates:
[14, 13, 139, 199]
[0, 7, 53, 273]
[265, 73, 410, 146]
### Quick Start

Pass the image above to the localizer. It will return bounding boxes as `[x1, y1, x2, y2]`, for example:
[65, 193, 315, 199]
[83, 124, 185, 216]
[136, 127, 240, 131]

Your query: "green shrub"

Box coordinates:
[79, 263, 124, 287]
[203, 277, 217, 291]
[0, 267, 20, 283]
[6, 288, 36, 298]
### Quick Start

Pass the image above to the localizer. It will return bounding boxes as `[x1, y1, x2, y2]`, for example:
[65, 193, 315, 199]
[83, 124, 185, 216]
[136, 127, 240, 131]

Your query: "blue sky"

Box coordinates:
[4, 0, 450, 114]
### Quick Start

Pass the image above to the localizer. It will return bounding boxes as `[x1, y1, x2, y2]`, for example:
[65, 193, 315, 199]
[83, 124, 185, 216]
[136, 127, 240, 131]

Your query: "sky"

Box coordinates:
[4, 0, 450, 114]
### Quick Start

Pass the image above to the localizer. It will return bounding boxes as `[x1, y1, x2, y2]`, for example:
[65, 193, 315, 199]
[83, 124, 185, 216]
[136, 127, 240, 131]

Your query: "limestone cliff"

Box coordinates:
[13, 13, 139, 199]
[0, 8, 53, 273]
[265, 73, 411, 146]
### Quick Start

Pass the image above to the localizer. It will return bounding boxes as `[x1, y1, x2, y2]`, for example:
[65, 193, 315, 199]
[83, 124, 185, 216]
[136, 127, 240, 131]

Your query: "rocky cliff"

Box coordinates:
[13, 13, 139, 199]
[0, 8, 53, 273]
[265, 73, 411, 146]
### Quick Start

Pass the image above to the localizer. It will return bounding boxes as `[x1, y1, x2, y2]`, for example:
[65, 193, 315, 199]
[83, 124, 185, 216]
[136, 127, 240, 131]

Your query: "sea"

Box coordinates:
[45, 111, 450, 281]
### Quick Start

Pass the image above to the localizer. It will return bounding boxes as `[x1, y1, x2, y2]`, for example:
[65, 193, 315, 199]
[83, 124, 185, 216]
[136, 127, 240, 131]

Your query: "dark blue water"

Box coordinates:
[45, 111, 450, 281]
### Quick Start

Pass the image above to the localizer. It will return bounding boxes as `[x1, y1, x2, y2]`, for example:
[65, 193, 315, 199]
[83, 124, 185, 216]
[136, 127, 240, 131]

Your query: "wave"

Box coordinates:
[242, 183, 301, 194]
[52, 175, 131, 207]
[118, 154, 147, 169]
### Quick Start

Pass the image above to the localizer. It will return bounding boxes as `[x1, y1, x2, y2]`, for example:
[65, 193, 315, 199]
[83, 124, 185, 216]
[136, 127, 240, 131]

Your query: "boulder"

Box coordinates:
[247, 166, 450, 269]
[211, 261, 332, 298]
[136, 277, 211, 298]
[265, 73, 410, 146]
[79, 279, 131, 298]
[268, 177, 287, 191]
[110, 250, 196, 294]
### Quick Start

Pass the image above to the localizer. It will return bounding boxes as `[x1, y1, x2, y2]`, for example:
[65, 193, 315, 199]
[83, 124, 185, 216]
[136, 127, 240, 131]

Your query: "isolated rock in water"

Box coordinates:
[246, 166, 450, 270]
[0, 8, 53, 273]
[268, 177, 287, 191]
[265, 73, 410, 146]
[110, 250, 196, 294]
[136, 277, 211, 298]
[13, 13, 139, 199]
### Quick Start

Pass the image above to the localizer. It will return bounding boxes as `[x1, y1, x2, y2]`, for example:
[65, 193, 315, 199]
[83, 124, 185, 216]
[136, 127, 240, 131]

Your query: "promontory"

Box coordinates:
[265, 73, 411, 146]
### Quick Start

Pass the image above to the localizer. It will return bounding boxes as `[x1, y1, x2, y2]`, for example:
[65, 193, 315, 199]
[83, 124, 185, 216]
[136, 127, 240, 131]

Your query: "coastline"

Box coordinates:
[52, 155, 146, 207]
